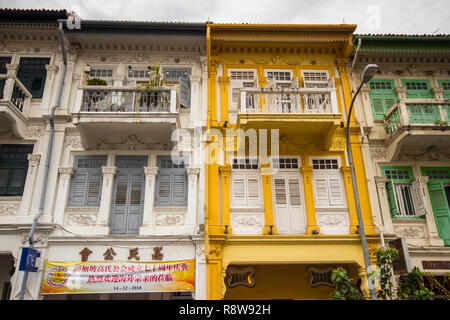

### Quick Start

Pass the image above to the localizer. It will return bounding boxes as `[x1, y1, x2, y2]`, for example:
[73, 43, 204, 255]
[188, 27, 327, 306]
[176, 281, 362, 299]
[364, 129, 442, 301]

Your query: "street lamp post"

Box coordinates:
[345, 64, 378, 300]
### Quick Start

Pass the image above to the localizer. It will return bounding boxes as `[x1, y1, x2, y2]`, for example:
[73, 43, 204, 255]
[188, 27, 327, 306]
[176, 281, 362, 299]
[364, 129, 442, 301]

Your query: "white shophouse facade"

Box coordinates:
[0, 11, 207, 300]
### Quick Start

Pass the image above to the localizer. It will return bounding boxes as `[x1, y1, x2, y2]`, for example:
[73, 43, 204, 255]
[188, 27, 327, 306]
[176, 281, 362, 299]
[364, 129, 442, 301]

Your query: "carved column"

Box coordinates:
[186, 167, 200, 228]
[140, 167, 158, 235]
[18, 154, 41, 216]
[341, 166, 358, 234]
[219, 165, 232, 234]
[53, 167, 74, 225]
[419, 176, 444, 246]
[261, 166, 276, 235]
[97, 166, 117, 229]
[200, 56, 208, 123]
[190, 75, 201, 124]
[374, 176, 394, 235]
[301, 166, 320, 234]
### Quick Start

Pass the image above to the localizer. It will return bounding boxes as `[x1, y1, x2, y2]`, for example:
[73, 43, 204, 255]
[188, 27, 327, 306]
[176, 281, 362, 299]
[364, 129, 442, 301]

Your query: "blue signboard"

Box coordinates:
[19, 247, 40, 272]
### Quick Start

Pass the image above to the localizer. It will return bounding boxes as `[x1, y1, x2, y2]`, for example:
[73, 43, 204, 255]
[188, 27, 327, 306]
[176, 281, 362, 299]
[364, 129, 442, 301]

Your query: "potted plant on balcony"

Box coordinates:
[86, 77, 108, 86]
[137, 65, 168, 111]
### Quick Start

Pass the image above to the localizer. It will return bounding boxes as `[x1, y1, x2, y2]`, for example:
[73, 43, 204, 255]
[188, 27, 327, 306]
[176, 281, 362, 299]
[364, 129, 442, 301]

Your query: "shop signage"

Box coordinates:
[422, 261, 450, 270]
[40, 259, 194, 294]
[19, 247, 40, 272]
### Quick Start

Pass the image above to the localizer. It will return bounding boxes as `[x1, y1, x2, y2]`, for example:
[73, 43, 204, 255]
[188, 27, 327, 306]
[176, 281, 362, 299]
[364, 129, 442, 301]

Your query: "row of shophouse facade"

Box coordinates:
[0, 9, 449, 300]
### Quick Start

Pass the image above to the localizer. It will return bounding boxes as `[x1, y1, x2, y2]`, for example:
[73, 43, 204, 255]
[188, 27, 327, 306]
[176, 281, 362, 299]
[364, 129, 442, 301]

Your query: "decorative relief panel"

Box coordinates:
[394, 225, 426, 239]
[153, 207, 187, 226]
[230, 209, 264, 234]
[65, 207, 99, 226]
[0, 204, 19, 216]
[315, 209, 350, 234]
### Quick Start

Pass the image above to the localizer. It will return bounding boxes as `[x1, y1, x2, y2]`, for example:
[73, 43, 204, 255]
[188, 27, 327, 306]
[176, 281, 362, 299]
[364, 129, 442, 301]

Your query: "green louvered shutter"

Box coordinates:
[368, 80, 397, 120]
[428, 182, 450, 244]
[386, 179, 399, 217]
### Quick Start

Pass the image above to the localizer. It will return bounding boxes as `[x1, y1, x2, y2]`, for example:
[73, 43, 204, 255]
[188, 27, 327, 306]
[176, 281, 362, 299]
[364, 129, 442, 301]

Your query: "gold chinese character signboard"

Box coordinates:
[40, 260, 194, 294]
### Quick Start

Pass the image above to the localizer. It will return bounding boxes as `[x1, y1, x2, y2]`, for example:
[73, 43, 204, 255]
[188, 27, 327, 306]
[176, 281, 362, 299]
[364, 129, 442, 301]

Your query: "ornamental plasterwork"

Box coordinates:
[279, 135, 322, 152]
[25, 126, 46, 139]
[21, 232, 48, 246]
[27, 154, 41, 174]
[94, 135, 171, 150]
[0, 204, 19, 216]
[219, 53, 334, 66]
[317, 214, 347, 226]
[64, 134, 83, 149]
[154, 213, 185, 226]
[370, 147, 387, 161]
[230, 214, 264, 227]
[329, 136, 346, 152]
[398, 146, 450, 161]
[394, 226, 426, 239]
[66, 212, 97, 226]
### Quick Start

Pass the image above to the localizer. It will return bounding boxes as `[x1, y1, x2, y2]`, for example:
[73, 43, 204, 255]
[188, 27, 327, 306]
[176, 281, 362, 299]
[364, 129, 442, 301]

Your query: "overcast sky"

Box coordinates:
[1, 0, 449, 34]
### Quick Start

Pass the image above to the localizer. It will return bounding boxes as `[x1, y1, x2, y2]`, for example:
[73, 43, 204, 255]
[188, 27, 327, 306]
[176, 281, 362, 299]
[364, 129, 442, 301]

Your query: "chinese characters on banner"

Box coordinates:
[40, 260, 194, 294]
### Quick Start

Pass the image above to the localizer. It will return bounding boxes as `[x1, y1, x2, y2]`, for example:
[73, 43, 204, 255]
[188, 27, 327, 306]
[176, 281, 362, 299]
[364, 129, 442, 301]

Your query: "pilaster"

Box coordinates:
[186, 167, 200, 227]
[300, 165, 320, 234]
[53, 167, 74, 225]
[219, 165, 232, 234]
[140, 167, 158, 235]
[96, 166, 116, 233]
[341, 165, 358, 234]
[261, 166, 276, 235]
[18, 154, 41, 216]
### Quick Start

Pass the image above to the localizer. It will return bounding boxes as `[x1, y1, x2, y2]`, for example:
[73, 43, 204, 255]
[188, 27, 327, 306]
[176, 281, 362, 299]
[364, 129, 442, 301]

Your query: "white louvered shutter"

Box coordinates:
[327, 172, 345, 206]
[246, 172, 261, 206]
[411, 179, 427, 216]
[313, 173, 329, 206]
[232, 172, 246, 206]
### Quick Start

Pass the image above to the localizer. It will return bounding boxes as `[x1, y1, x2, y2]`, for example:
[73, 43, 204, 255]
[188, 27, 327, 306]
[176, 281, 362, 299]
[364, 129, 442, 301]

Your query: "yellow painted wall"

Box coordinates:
[224, 263, 359, 300]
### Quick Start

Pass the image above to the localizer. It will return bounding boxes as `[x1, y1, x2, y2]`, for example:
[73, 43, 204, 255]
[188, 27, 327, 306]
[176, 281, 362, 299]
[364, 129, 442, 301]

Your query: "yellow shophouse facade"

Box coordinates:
[205, 23, 379, 300]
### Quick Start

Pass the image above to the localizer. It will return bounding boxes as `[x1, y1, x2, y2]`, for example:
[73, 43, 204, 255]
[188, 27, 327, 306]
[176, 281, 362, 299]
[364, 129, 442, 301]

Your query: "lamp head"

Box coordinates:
[361, 64, 378, 84]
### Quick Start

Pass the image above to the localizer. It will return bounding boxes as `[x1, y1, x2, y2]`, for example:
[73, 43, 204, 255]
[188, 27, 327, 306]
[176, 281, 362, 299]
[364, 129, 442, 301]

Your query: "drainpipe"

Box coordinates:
[18, 21, 67, 300]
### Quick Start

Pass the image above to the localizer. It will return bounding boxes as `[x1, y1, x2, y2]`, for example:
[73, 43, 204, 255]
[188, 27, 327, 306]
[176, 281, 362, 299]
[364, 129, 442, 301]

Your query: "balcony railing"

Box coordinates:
[0, 74, 32, 113]
[79, 85, 178, 113]
[239, 87, 339, 114]
[384, 102, 449, 136]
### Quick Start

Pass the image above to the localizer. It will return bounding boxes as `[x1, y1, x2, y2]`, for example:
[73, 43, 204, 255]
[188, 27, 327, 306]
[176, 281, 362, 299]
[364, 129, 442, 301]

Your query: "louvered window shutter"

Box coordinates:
[313, 173, 329, 206]
[179, 77, 191, 108]
[411, 179, 427, 216]
[288, 178, 302, 206]
[68, 156, 106, 207]
[156, 172, 171, 206]
[246, 173, 260, 206]
[428, 182, 449, 215]
[172, 172, 187, 206]
[69, 172, 88, 206]
[274, 178, 287, 205]
[231, 172, 246, 206]
[86, 173, 102, 206]
[370, 94, 385, 120]
[327, 173, 345, 206]
[230, 83, 243, 110]
[385, 179, 399, 216]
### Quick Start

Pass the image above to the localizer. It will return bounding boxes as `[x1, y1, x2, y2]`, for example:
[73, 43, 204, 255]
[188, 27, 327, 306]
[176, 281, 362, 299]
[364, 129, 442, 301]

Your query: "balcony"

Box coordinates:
[0, 74, 32, 139]
[236, 87, 342, 149]
[72, 85, 180, 149]
[384, 102, 450, 160]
